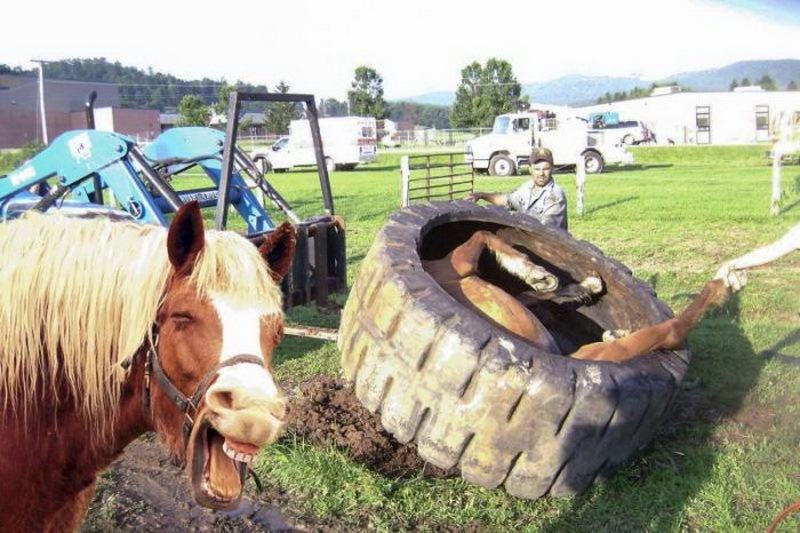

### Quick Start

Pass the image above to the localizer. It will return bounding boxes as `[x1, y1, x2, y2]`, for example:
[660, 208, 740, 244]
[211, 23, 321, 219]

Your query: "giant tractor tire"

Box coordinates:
[338, 201, 691, 499]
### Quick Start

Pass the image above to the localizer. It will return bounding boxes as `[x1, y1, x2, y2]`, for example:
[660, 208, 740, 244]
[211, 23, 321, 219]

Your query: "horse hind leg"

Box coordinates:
[489, 244, 559, 292]
[520, 275, 604, 306]
[451, 230, 560, 292]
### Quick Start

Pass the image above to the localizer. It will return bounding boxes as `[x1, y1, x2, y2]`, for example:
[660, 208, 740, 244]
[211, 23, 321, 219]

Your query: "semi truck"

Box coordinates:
[464, 111, 633, 176]
[255, 116, 378, 172]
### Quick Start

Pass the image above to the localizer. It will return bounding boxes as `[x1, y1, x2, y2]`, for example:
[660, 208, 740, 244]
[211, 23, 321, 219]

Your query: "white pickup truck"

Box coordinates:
[464, 112, 633, 176]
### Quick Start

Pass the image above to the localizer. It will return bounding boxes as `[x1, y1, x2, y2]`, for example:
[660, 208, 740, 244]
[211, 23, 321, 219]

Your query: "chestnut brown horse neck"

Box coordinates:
[0, 201, 296, 532]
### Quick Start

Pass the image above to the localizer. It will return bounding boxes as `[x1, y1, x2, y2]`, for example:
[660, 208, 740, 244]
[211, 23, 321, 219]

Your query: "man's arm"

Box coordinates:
[465, 191, 508, 207]
[715, 223, 800, 290]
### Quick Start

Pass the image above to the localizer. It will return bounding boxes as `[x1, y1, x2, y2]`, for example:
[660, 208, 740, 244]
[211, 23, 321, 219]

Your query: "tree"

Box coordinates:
[320, 98, 349, 117]
[730, 79, 739, 91]
[264, 81, 301, 135]
[741, 77, 751, 87]
[450, 59, 527, 128]
[758, 74, 777, 91]
[176, 94, 211, 126]
[348, 66, 387, 118]
[788, 80, 798, 91]
[214, 84, 236, 119]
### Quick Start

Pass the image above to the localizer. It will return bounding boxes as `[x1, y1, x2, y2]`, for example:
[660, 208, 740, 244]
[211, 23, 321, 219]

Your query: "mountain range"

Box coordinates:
[404, 59, 800, 107]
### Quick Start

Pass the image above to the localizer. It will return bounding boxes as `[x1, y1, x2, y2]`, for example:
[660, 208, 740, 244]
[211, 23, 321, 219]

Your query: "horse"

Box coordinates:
[0, 201, 297, 532]
[424, 230, 730, 362]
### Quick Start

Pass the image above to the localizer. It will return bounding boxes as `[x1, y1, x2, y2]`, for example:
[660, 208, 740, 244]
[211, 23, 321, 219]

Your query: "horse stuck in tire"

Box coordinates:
[424, 228, 731, 363]
[0, 201, 296, 532]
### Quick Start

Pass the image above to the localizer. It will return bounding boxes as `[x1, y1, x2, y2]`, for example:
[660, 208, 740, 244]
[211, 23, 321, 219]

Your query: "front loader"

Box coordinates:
[0, 91, 346, 312]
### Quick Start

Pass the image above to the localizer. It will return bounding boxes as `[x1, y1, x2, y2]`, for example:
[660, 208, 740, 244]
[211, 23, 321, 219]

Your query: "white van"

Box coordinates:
[257, 116, 378, 172]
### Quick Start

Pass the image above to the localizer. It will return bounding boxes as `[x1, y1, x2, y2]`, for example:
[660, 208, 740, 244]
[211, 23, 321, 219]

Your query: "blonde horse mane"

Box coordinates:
[0, 211, 283, 425]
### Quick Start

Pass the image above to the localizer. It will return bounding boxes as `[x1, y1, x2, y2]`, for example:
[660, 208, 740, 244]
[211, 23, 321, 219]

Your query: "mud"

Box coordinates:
[82, 376, 454, 532]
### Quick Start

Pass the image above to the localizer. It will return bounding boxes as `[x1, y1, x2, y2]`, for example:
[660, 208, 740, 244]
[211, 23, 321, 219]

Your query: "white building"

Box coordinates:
[576, 86, 800, 145]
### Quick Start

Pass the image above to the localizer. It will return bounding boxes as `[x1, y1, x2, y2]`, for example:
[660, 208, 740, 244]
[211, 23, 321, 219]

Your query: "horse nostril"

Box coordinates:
[209, 389, 235, 411]
[272, 398, 289, 421]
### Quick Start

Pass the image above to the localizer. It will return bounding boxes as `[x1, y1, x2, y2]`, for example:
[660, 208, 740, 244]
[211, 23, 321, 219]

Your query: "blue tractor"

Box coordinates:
[0, 91, 345, 312]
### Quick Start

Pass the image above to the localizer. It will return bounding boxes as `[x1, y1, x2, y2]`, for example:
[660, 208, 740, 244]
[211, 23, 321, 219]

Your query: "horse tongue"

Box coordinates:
[208, 433, 242, 498]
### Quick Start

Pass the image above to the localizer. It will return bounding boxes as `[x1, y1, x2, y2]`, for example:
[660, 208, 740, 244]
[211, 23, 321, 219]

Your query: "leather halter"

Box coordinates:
[142, 332, 265, 448]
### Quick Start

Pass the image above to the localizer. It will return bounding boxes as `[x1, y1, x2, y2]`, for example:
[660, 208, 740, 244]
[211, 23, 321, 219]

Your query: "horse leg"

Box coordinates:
[571, 320, 678, 362]
[519, 275, 604, 306]
[450, 230, 559, 292]
[45, 480, 97, 533]
[571, 280, 730, 363]
[455, 275, 561, 352]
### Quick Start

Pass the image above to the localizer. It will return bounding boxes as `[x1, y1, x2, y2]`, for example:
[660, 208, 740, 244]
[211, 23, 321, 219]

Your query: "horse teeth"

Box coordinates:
[222, 440, 253, 463]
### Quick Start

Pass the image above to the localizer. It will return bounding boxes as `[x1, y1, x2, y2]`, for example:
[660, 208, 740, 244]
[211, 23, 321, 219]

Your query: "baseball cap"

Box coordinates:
[530, 147, 554, 165]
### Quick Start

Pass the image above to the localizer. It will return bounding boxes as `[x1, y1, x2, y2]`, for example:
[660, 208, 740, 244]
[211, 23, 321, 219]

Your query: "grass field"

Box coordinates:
[4, 144, 798, 531]
[243, 145, 799, 532]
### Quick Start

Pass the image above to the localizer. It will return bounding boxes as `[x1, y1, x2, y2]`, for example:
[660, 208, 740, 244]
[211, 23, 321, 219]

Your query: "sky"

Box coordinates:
[3, 0, 800, 101]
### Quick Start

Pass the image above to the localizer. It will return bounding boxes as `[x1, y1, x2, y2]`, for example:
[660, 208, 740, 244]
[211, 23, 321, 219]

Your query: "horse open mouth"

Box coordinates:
[189, 416, 257, 510]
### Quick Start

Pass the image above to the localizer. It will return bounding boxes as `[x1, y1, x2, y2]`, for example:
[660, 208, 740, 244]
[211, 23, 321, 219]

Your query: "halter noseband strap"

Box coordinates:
[142, 334, 265, 445]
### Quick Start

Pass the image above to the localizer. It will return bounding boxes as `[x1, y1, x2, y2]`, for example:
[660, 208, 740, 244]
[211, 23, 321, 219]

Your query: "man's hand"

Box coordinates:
[465, 192, 482, 202]
[714, 263, 748, 292]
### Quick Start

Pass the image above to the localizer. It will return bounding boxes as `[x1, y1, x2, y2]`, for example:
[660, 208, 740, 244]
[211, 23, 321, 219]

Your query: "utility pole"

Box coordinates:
[31, 58, 49, 144]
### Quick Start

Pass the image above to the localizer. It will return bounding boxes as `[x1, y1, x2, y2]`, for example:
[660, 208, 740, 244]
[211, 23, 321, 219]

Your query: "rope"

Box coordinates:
[767, 501, 800, 533]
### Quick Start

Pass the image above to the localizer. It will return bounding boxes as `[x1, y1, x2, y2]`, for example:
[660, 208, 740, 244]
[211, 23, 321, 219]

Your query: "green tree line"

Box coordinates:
[1, 58, 267, 111]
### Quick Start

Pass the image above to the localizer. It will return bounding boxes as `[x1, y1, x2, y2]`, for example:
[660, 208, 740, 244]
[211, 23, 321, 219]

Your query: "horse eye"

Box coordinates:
[170, 312, 194, 324]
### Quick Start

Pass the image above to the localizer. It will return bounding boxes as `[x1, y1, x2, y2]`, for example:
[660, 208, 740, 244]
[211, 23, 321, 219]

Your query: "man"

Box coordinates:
[466, 147, 568, 231]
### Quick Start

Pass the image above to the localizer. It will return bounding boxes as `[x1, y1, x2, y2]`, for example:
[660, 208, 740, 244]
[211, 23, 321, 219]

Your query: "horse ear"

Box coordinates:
[167, 201, 205, 275]
[259, 221, 297, 283]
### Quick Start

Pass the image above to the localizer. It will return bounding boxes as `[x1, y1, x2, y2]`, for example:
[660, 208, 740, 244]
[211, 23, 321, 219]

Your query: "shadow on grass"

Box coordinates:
[759, 328, 800, 366]
[538, 279, 762, 531]
[583, 196, 639, 215]
[610, 163, 675, 173]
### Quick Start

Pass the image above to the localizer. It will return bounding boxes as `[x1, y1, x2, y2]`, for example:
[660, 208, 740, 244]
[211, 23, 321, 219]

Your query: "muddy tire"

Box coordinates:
[338, 201, 690, 499]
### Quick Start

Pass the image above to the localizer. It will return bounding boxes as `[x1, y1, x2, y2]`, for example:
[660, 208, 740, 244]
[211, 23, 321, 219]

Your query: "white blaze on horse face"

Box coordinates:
[209, 294, 281, 399]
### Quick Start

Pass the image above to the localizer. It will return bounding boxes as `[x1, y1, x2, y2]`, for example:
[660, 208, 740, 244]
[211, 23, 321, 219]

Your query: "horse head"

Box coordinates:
[150, 201, 296, 510]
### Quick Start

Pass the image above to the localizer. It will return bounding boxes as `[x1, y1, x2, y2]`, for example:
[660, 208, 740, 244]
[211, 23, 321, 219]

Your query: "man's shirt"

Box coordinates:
[505, 179, 568, 231]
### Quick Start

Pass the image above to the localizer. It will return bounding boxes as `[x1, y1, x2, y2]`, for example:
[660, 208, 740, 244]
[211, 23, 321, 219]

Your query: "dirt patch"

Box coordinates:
[286, 375, 457, 479]
[82, 375, 454, 532]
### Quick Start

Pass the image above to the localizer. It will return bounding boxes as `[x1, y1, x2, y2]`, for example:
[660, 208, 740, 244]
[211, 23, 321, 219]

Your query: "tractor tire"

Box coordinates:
[338, 201, 690, 499]
[489, 154, 516, 177]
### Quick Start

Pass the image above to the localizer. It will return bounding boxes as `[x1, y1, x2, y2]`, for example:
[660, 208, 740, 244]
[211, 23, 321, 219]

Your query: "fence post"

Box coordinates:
[576, 155, 586, 216]
[771, 143, 782, 216]
[401, 155, 410, 208]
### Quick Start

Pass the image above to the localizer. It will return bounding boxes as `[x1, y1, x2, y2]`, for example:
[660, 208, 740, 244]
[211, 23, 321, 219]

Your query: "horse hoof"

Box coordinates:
[602, 329, 631, 342]
[581, 276, 604, 294]
[526, 272, 558, 292]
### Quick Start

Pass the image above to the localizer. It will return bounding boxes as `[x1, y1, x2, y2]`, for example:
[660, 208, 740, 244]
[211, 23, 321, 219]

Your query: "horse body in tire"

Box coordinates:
[339, 201, 711, 499]
[424, 229, 730, 363]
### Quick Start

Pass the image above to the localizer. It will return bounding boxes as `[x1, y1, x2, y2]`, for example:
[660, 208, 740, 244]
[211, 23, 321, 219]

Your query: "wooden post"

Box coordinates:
[576, 154, 586, 216]
[400, 155, 410, 207]
[771, 143, 782, 216]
